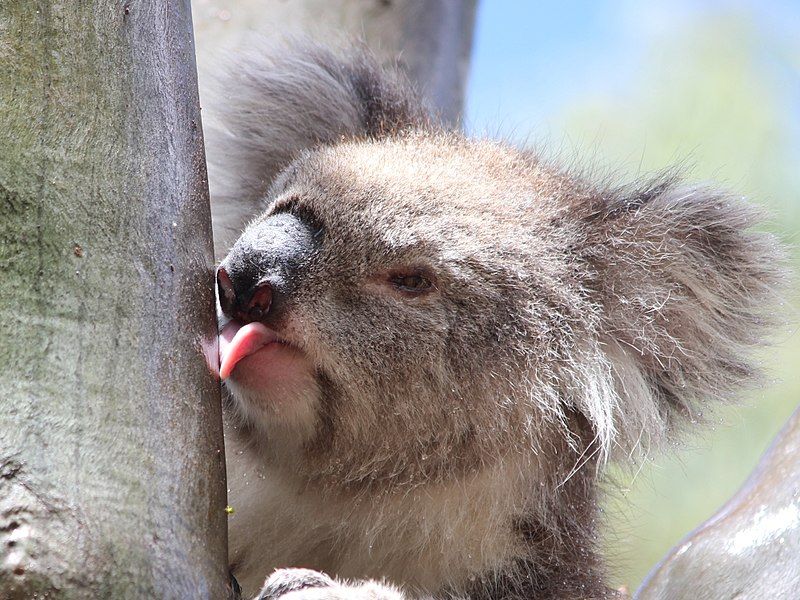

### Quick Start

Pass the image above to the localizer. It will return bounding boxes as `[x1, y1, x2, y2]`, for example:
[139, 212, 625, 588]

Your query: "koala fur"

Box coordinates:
[206, 42, 785, 600]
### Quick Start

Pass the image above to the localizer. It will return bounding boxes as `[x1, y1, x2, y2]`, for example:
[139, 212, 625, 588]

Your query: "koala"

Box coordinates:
[206, 42, 784, 600]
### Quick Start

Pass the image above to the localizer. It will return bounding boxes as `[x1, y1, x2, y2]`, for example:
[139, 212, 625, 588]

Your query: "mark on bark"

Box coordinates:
[0, 458, 22, 480]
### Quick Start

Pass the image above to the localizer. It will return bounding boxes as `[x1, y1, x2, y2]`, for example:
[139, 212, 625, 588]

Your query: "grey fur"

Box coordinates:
[206, 42, 430, 256]
[207, 41, 786, 600]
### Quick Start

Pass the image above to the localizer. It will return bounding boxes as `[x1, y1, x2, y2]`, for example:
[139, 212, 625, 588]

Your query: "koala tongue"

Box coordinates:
[219, 321, 278, 380]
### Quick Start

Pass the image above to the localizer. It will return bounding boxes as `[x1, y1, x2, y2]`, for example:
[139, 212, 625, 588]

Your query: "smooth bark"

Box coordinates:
[636, 407, 800, 599]
[0, 1, 228, 598]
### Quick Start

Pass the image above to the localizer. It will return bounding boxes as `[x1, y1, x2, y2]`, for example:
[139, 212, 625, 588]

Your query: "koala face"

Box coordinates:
[217, 134, 591, 491]
[218, 127, 783, 507]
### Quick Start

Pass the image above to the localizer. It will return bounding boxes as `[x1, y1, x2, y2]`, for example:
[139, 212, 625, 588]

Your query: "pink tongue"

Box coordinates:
[219, 321, 278, 380]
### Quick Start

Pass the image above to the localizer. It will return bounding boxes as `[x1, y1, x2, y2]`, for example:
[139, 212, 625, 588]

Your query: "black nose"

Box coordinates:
[217, 267, 274, 324]
[216, 211, 320, 325]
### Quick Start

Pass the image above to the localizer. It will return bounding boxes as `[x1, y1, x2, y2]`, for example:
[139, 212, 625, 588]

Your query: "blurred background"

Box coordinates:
[194, 0, 800, 590]
[466, 0, 799, 589]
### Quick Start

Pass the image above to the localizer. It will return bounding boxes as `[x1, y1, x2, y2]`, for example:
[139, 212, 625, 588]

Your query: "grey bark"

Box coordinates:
[0, 2, 229, 598]
[193, 0, 478, 259]
[635, 406, 800, 600]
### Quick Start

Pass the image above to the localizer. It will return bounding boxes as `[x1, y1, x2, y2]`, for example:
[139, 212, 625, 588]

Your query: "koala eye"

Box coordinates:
[387, 269, 435, 295]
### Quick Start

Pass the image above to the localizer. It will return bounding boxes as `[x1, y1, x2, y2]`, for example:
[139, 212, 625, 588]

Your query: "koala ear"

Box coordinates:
[205, 39, 431, 211]
[204, 40, 432, 257]
[574, 176, 786, 458]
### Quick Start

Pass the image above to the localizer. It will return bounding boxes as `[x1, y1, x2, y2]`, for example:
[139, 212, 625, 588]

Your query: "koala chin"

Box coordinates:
[206, 42, 785, 600]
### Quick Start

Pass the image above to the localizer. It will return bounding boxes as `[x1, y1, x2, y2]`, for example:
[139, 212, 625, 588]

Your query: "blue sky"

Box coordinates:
[465, 0, 800, 144]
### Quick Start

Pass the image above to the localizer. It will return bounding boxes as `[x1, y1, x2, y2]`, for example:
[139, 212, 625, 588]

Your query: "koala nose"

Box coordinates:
[217, 267, 274, 324]
[216, 211, 319, 325]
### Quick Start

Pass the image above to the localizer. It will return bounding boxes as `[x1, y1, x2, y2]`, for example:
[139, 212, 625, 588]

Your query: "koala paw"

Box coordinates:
[256, 568, 336, 599]
[255, 568, 405, 600]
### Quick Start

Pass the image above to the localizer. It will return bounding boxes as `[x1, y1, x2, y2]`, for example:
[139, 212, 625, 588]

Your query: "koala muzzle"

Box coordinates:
[216, 212, 318, 326]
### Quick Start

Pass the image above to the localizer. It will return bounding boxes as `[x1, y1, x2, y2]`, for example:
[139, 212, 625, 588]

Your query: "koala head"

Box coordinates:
[212, 43, 784, 497]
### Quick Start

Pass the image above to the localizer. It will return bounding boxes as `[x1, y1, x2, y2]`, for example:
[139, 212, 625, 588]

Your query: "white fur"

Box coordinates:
[227, 428, 531, 596]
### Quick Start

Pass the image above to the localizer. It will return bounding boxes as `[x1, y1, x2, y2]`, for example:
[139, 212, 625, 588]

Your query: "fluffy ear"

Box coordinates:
[204, 40, 432, 256]
[573, 176, 786, 459]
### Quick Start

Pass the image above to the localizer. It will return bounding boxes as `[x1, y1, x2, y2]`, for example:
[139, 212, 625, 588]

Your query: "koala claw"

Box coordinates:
[255, 568, 405, 600]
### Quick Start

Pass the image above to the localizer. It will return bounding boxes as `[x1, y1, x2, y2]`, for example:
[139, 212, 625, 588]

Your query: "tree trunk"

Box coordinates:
[0, 2, 229, 598]
[192, 0, 478, 258]
[635, 406, 800, 600]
